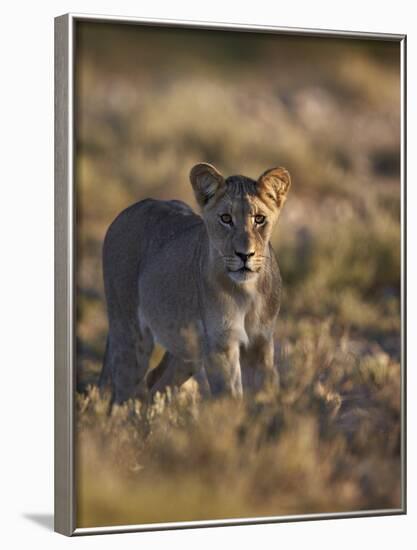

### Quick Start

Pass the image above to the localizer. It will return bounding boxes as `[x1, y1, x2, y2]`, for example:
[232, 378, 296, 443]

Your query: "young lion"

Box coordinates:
[99, 163, 291, 403]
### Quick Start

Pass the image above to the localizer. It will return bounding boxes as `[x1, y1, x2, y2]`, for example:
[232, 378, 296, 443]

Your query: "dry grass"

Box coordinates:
[77, 319, 401, 527]
[74, 23, 402, 527]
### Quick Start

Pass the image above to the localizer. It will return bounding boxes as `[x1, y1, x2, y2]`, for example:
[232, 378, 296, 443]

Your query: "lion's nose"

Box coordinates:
[235, 251, 255, 263]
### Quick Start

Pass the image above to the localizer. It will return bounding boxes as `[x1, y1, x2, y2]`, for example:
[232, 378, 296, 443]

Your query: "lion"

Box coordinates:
[99, 163, 291, 403]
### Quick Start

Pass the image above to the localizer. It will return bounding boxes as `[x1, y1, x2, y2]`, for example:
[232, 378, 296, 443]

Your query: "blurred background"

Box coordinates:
[75, 21, 402, 527]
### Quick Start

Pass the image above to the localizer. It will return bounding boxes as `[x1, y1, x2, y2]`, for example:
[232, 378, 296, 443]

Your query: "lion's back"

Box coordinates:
[102, 199, 203, 304]
[104, 197, 200, 255]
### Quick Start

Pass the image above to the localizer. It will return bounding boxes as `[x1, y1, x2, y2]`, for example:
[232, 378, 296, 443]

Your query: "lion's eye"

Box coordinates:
[220, 214, 233, 225]
[254, 214, 266, 225]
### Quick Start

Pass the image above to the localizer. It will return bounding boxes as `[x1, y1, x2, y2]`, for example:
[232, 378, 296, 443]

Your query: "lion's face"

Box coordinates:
[190, 164, 291, 284]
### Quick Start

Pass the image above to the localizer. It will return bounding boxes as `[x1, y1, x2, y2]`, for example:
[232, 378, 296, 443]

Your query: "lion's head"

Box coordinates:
[190, 163, 291, 284]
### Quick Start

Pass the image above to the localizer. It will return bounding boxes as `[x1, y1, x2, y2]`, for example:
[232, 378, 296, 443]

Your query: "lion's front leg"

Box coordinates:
[204, 341, 243, 398]
[240, 334, 279, 395]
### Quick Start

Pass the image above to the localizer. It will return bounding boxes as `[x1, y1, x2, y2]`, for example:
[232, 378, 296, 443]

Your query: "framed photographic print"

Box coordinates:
[54, 13, 406, 536]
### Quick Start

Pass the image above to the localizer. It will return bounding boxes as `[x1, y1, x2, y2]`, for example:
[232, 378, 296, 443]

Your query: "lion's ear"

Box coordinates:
[257, 167, 291, 208]
[190, 163, 225, 208]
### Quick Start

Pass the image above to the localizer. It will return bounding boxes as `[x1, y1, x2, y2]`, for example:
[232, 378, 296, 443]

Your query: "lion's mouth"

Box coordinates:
[227, 264, 259, 283]
[229, 266, 253, 273]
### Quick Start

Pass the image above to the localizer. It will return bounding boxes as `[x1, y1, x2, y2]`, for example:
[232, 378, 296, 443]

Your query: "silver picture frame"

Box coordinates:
[54, 12, 407, 536]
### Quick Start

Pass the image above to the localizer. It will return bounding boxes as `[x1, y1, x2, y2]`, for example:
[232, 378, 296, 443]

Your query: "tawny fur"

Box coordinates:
[99, 163, 291, 403]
